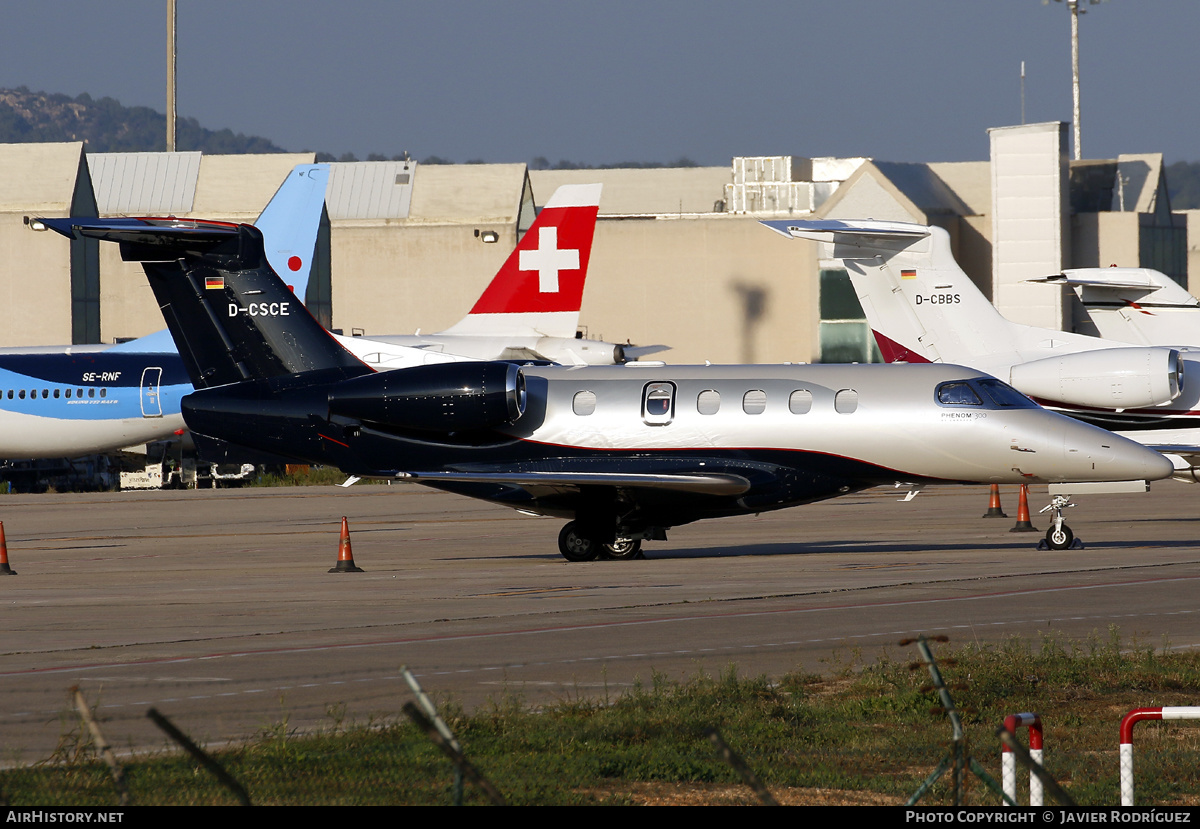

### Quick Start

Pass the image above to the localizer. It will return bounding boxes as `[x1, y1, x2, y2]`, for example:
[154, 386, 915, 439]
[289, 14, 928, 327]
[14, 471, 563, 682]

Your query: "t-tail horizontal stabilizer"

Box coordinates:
[761, 219, 930, 248]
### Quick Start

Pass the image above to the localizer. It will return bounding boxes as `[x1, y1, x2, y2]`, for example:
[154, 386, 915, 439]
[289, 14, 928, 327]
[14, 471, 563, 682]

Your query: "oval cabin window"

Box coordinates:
[742, 389, 766, 415]
[834, 389, 859, 414]
[789, 389, 813, 414]
[572, 391, 597, 416]
[697, 389, 721, 415]
[642, 382, 675, 425]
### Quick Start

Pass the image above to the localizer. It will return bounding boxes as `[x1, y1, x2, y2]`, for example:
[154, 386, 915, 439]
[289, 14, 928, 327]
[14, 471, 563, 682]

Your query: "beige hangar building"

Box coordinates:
[0, 120, 1191, 367]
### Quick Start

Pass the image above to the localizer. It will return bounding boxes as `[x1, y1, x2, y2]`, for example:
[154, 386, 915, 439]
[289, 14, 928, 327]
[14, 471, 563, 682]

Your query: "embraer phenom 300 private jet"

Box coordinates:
[762, 219, 1200, 481]
[37, 216, 1171, 559]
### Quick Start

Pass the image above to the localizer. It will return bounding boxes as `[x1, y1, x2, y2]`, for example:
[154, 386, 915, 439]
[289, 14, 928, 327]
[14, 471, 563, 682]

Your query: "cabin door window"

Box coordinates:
[642, 382, 676, 425]
[140, 367, 163, 418]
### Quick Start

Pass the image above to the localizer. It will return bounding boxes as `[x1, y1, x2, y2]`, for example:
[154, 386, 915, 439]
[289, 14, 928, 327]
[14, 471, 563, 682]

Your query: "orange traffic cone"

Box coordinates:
[0, 521, 15, 575]
[982, 484, 1007, 518]
[1009, 484, 1038, 533]
[328, 516, 364, 573]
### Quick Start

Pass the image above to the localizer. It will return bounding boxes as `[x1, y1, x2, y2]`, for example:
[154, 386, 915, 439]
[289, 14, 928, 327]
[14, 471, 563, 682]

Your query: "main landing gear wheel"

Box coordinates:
[558, 522, 599, 562]
[602, 538, 642, 561]
[1045, 524, 1074, 551]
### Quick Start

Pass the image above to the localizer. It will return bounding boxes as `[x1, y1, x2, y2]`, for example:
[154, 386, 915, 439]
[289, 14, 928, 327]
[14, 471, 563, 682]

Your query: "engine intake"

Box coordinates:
[327, 362, 526, 432]
[1009, 347, 1183, 410]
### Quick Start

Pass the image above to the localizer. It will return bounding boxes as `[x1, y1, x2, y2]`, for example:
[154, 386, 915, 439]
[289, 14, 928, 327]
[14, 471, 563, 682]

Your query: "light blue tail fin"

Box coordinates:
[255, 164, 330, 300]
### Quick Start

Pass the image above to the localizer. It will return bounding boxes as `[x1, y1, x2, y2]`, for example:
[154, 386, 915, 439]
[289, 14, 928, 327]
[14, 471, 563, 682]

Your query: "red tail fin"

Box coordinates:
[461, 184, 600, 328]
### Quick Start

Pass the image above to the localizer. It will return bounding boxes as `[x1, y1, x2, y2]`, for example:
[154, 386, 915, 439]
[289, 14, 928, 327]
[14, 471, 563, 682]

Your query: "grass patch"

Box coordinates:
[5, 630, 1200, 806]
[246, 465, 387, 487]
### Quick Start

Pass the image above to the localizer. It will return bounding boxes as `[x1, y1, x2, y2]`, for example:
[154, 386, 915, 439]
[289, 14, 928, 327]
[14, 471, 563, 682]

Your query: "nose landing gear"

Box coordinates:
[1038, 494, 1081, 550]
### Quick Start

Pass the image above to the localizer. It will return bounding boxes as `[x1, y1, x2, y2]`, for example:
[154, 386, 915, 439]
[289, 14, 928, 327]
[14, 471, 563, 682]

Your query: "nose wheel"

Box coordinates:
[1038, 495, 1080, 550]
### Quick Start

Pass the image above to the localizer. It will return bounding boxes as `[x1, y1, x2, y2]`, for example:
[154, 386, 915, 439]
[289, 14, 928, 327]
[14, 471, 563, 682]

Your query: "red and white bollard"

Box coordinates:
[1120, 707, 1200, 806]
[1001, 712, 1043, 806]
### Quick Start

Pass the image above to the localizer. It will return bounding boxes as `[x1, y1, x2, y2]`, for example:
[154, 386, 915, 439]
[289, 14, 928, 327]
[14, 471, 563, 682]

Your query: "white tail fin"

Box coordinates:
[764, 219, 1102, 374]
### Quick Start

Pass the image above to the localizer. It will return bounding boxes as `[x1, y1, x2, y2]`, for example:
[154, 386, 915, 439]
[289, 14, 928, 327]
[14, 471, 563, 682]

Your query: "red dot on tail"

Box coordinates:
[288, 256, 303, 271]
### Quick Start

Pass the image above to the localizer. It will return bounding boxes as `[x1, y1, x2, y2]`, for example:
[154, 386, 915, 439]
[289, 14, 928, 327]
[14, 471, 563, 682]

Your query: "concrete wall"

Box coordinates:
[331, 221, 517, 336]
[1185, 210, 1200, 297]
[573, 215, 817, 365]
[989, 122, 1070, 330]
[0, 143, 90, 347]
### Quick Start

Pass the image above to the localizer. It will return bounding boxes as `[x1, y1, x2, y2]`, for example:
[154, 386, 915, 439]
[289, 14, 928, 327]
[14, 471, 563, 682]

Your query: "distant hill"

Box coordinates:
[0, 86, 286, 154]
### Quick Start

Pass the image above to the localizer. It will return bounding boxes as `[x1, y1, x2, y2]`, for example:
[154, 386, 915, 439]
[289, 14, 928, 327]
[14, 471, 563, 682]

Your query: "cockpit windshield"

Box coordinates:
[976, 378, 1037, 408]
[936, 378, 1037, 410]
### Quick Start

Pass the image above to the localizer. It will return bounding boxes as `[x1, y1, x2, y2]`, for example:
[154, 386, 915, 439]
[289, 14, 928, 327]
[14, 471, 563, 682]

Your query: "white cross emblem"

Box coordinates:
[519, 227, 579, 293]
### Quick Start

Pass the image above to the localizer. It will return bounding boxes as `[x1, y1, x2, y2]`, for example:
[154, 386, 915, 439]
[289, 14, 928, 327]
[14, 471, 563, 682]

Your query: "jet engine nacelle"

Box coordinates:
[327, 361, 526, 432]
[534, 337, 625, 366]
[1009, 347, 1183, 410]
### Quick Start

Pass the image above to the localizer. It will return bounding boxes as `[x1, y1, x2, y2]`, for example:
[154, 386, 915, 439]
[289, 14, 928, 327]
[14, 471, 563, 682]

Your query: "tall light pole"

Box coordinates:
[167, 0, 176, 152]
[1050, 0, 1104, 161]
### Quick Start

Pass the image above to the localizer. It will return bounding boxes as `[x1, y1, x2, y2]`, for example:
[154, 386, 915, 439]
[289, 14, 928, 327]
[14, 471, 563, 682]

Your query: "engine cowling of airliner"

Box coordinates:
[327, 362, 526, 432]
[1008, 347, 1183, 409]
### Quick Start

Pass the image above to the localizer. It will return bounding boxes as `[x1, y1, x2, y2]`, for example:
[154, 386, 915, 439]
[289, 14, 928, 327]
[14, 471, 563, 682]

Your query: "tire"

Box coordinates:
[558, 522, 599, 562]
[602, 538, 642, 561]
[1045, 524, 1074, 550]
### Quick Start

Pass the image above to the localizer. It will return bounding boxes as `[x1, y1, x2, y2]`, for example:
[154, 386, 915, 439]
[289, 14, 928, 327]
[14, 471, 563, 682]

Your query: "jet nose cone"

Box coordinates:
[1055, 418, 1173, 483]
[1138, 445, 1175, 482]
[1082, 429, 1173, 482]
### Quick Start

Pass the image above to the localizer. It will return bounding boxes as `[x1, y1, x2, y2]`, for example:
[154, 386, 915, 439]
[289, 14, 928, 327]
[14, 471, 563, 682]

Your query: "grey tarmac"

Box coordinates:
[2, 480, 1198, 763]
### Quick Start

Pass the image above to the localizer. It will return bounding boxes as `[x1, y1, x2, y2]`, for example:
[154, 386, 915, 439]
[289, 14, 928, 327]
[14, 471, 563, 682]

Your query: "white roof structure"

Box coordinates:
[408, 163, 528, 224]
[87, 151, 201, 215]
[325, 160, 416, 220]
[529, 167, 729, 215]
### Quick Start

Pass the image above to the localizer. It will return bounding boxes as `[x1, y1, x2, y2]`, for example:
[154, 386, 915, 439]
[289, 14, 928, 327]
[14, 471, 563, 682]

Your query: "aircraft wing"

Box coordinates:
[400, 470, 751, 496]
[621, 343, 672, 360]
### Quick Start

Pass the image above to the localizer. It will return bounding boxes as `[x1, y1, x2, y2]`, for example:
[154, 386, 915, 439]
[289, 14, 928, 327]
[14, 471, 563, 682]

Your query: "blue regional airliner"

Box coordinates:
[5, 164, 331, 459]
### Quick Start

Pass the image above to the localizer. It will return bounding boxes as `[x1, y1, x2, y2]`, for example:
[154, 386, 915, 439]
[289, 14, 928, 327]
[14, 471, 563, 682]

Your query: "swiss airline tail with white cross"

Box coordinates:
[363, 184, 668, 365]
[446, 183, 600, 339]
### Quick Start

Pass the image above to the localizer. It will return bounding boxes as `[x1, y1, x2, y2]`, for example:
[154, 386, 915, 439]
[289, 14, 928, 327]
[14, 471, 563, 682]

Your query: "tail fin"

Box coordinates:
[254, 163, 329, 299]
[106, 163, 330, 357]
[441, 183, 601, 338]
[763, 219, 1031, 370]
[36, 217, 367, 388]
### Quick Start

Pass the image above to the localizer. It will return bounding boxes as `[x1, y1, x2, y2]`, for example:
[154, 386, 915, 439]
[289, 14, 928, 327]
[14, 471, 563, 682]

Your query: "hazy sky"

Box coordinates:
[2, 1, 1197, 166]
